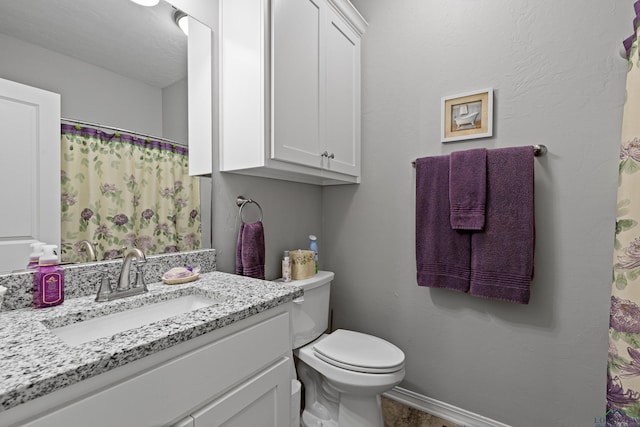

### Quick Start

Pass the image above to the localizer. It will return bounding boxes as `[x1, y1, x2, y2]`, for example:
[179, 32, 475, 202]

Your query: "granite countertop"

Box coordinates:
[0, 271, 302, 412]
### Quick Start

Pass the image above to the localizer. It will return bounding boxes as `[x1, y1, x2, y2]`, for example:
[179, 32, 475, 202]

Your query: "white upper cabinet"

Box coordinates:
[219, 0, 367, 185]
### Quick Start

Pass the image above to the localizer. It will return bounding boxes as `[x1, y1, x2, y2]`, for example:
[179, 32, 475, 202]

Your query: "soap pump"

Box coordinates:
[33, 244, 64, 308]
[26, 241, 45, 270]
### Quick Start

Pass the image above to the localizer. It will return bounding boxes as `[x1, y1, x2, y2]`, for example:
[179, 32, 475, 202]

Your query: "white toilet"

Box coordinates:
[289, 271, 405, 427]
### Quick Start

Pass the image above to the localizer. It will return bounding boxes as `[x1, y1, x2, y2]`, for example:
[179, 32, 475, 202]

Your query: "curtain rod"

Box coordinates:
[410, 144, 547, 168]
[61, 117, 188, 148]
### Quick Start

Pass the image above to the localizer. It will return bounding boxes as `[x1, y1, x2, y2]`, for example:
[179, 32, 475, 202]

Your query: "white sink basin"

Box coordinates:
[50, 295, 218, 346]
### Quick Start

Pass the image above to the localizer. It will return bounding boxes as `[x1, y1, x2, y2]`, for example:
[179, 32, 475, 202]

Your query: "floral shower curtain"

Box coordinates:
[608, 5, 640, 426]
[60, 124, 201, 263]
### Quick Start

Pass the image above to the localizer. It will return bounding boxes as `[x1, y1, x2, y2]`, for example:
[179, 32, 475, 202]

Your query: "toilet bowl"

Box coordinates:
[295, 330, 405, 427]
[284, 272, 405, 427]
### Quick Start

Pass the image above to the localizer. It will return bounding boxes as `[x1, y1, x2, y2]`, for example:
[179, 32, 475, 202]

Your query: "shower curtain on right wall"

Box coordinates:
[608, 4, 640, 426]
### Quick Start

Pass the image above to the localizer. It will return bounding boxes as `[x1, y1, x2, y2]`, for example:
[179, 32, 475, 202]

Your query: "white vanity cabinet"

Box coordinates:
[5, 306, 292, 427]
[188, 357, 290, 426]
[219, 0, 367, 186]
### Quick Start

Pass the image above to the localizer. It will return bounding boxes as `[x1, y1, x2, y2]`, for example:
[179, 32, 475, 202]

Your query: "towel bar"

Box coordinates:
[411, 144, 547, 168]
[236, 196, 264, 223]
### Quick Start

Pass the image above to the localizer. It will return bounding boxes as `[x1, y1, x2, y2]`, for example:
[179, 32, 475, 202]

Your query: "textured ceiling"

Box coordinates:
[0, 0, 187, 88]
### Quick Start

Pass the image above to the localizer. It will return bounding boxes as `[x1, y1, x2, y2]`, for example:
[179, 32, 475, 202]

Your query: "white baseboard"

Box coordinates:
[383, 387, 512, 427]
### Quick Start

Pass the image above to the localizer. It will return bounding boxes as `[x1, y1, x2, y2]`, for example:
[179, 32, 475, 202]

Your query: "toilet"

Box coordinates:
[288, 271, 405, 427]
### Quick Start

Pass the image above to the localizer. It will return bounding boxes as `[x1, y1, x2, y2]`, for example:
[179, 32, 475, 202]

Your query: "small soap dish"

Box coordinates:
[162, 273, 200, 285]
[162, 266, 201, 285]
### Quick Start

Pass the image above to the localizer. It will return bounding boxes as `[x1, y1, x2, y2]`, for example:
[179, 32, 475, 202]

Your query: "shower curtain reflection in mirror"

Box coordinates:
[59, 124, 201, 263]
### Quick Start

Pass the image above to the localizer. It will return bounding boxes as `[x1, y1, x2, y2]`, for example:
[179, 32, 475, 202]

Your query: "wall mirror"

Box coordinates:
[0, 0, 213, 272]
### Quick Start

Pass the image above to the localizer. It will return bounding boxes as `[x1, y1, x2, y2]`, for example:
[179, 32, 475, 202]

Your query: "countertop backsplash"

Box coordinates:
[0, 249, 216, 311]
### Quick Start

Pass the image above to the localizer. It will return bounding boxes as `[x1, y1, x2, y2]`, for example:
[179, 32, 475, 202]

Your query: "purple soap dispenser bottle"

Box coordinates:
[33, 244, 64, 308]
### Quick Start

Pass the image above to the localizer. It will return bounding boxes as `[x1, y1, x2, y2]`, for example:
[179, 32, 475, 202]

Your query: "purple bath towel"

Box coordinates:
[449, 148, 487, 230]
[415, 155, 471, 292]
[469, 146, 534, 304]
[235, 221, 265, 280]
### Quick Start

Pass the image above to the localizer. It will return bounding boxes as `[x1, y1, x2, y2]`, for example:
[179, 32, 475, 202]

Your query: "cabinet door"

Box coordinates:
[323, 7, 361, 177]
[272, 0, 322, 168]
[192, 358, 291, 427]
[0, 78, 60, 272]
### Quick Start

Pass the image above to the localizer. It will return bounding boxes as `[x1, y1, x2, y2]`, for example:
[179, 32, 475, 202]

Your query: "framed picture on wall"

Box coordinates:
[441, 88, 493, 142]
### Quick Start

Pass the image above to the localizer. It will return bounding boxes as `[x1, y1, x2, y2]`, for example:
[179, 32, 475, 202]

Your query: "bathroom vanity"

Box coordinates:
[0, 270, 301, 426]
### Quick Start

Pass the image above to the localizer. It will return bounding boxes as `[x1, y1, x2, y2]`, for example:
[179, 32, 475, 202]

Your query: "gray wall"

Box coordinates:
[211, 174, 323, 279]
[0, 33, 163, 135]
[322, 0, 631, 426]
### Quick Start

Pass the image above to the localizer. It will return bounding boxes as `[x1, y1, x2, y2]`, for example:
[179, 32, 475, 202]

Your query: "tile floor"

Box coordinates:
[381, 396, 463, 427]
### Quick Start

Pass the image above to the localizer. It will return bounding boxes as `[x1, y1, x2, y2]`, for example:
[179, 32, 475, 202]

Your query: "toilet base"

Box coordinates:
[336, 394, 384, 427]
[302, 410, 338, 427]
[297, 357, 387, 427]
[300, 393, 384, 427]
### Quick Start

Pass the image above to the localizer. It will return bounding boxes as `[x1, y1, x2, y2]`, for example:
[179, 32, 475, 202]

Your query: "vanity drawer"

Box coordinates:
[22, 310, 291, 427]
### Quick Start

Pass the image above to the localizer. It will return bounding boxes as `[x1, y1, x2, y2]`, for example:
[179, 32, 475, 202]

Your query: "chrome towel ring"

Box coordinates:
[236, 196, 264, 223]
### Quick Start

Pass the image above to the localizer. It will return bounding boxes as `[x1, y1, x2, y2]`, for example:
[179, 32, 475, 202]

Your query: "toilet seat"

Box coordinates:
[312, 329, 405, 374]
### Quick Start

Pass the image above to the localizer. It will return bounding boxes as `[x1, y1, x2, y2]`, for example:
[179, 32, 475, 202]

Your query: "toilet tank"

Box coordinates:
[280, 271, 334, 349]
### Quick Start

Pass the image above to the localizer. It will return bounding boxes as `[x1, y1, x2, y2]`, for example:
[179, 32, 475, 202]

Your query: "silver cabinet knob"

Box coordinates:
[328, 153, 335, 159]
[321, 151, 329, 157]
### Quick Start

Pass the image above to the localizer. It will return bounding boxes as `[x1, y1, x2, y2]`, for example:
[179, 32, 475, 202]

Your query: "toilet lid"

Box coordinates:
[312, 329, 405, 374]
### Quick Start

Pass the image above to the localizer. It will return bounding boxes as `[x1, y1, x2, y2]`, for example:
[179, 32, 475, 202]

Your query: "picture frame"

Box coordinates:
[441, 88, 493, 143]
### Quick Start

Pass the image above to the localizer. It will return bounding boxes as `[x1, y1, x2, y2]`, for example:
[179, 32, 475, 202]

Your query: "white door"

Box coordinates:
[192, 358, 290, 427]
[271, 0, 322, 168]
[323, 7, 360, 177]
[0, 78, 60, 272]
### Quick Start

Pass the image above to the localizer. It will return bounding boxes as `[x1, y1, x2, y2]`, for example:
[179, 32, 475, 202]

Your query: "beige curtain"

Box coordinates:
[60, 125, 201, 263]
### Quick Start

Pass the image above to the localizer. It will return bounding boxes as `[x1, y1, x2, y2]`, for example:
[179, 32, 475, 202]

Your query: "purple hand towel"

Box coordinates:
[415, 155, 471, 292]
[469, 146, 534, 304]
[235, 221, 265, 280]
[449, 148, 487, 230]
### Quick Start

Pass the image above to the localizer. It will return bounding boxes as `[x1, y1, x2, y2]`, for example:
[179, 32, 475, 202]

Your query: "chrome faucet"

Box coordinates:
[116, 248, 148, 292]
[77, 240, 98, 262]
[91, 248, 148, 302]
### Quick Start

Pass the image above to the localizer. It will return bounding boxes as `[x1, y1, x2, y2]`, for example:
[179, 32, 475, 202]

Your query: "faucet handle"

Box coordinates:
[132, 261, 148, 292]
[95, 274, 114, 302]
[82, 269, 114, 302]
